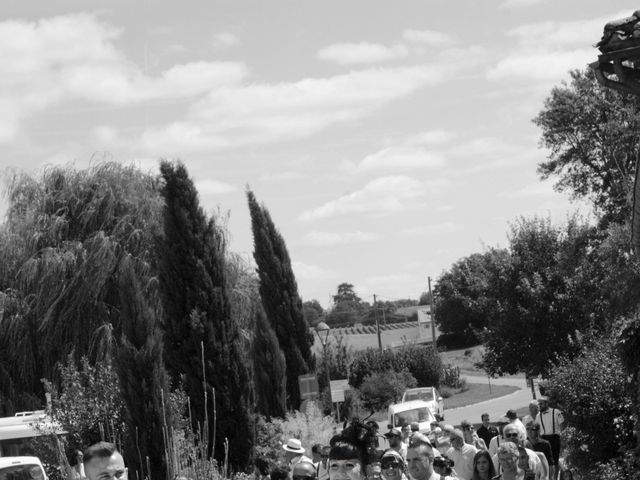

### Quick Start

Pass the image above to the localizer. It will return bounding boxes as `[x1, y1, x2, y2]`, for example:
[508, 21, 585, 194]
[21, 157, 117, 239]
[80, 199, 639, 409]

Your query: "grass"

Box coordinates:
[439, 345, 526, 379]
[443, 382, 519, 409]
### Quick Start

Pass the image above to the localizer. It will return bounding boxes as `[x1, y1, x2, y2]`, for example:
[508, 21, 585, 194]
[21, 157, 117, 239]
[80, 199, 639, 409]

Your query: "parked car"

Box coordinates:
[387, 400, 437, 434]
[401, 387, 444, 419]
[0, 456, 48, 480]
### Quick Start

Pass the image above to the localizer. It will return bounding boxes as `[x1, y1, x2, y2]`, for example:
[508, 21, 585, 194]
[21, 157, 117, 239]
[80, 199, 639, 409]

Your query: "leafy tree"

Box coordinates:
[326, 283, 370, 326]
[543, 336, 634, 476]
[359, 369, 417, 411]
[158, 161, 253, 469]
[252, 307, 287, 418]
[115, 255, 173, 480]
[0, 163, 162, 411]
[246, 189, 313, 409]
[433, 249, 509, 343]
[534, 68, 640, 225]
[418, 291, 432, 306]
[479, 216, 600, 377]
[302, 300, 324, 327]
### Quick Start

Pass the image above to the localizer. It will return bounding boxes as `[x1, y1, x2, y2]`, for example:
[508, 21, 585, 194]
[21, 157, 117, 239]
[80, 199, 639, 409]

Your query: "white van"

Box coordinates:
[387, 400, 437, 434]
[0, 456, 47, 480]
[0, 412, 65, 457]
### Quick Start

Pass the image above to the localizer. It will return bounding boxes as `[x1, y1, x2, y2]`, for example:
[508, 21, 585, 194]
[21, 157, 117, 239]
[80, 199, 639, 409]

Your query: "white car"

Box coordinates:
[0, 457, 48, 480]
[387, 400, 437, 434]
[401, 387, 444, 420]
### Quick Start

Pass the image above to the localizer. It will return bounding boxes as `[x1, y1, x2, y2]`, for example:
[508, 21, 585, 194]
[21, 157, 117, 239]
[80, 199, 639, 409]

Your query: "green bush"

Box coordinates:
[544, 336, 635, 476]
[441, 364, 462, 388]
[359, 369, 417, 411]
[349, 344, 441, 389]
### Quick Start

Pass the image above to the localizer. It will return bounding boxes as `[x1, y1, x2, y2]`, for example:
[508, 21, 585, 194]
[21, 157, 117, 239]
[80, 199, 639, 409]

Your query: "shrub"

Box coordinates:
[544, 336, 635, 476]
[359, 369, 417, 411]
[441, 364, 463, 388]
[349, 344, 441, 389]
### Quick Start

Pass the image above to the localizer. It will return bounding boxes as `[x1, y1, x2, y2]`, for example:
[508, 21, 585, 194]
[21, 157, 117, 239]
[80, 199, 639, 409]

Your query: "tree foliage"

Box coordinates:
[534, 68, 640, 225]
[359, 369, 417, 411]
[326, 283, 370, 326]
[158, 161, 253, 469]
[246, 189, 313, 409]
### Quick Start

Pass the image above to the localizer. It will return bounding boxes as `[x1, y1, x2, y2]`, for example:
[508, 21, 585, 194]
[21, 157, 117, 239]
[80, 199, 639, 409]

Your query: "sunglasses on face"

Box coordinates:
[293, 476, 315, 480]
[505, 433, 519, 438]
[381, 462, 401, 470]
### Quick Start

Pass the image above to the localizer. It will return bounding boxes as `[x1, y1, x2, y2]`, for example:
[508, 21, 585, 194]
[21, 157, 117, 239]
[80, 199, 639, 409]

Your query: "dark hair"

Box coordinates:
[433, 455, 454, 475]
[270, 466, 290, 480]
[329, 418, 378, 467]
[472, 450, 496, 480]
[312, 444, 322, 454]
[83, 442, 118, 464]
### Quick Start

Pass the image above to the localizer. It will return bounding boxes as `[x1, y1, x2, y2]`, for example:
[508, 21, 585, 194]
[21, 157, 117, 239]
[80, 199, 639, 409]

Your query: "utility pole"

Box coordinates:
[373, 294, 383, 351]
[428, 277, 437, 348]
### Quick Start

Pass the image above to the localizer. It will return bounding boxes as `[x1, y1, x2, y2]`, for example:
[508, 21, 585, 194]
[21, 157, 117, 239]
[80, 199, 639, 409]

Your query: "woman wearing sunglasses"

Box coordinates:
[328, 419, 377, 480]
[379, 450, 406, 480]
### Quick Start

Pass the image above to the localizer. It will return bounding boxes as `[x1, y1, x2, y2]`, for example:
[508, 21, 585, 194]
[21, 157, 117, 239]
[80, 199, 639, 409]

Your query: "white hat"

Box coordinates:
[283, 438, 305, 453]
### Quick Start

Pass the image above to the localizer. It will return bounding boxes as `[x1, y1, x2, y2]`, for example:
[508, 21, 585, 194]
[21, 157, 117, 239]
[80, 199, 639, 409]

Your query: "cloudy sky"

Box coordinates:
[0, 1, 629, 307]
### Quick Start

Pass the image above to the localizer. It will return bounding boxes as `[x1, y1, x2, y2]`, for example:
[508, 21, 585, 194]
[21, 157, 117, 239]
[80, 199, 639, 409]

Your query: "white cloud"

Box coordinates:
[487, 48, 593, 81]
[358, 146, 445, 171]
[302, 230, 378, 246]
[317, 42, 408, 65]
[498, 181, 556, 198]
[0, 13, 248, 143]
[195, 179, 237, 195]
[300, 175, 426, 221]
[292, 261, 334, 280]
[213, 32, 240, 49]
[138, 65, 446, 154]
[400, 222, 462, 236]
[259, 171, 305, 182]
[402, 29, 456, 46]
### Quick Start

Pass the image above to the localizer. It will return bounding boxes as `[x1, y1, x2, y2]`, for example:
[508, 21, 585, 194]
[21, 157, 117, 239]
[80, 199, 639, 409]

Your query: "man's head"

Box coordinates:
[401, 423, 411, 439]
[292, 462, 317, 480]
[410, 422, 420, 433]
[283, 438, 305, 461]
[525, 421, 540, 441]
[505, 410, 518, 422]
[480, 413, 490, 427]
[528, 400, 539, 419]
[538, 396, 549, 412]
[380, 450, 404, 480]
[460, 421, 475, 444]
[502, 424, 522, 446]
[385, 428, 402, 448]
[406, 438, 435, 480]
[83, 442, 126, 480]
[449, 429, 465, 451]
[496, 416, 509, 434]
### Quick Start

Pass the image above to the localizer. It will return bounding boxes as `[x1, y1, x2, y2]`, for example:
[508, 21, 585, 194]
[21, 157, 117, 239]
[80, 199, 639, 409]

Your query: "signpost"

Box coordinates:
[299, 373, 319, 401]
[330, 379, 350, 422]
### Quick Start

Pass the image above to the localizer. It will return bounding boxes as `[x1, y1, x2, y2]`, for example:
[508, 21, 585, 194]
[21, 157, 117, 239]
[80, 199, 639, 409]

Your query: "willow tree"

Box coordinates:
[157, 161, 253, 469]
[0, 162, 162, 411]
[246, 189, 313, 409]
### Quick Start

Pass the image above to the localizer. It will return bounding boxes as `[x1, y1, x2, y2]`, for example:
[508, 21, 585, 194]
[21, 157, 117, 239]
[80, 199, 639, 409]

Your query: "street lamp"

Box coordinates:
[315, 321, 333, 417]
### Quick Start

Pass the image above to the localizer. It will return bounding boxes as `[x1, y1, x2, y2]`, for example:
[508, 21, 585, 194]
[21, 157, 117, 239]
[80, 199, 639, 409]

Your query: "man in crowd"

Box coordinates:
[401, 423, 412, 445]
[83, 442, 126, 480]
[292, 462, 317, 480]
[386, 428, 408, 459]
[476, 413, 499, 448]
[522, 401, 539, 427]
[506, 409, 527, 441]
[495, 424, 544, 480]
[488, 417, 510, 457]
[526, 421, 554, 480]
[406, 434, 454, 480]
[379, 449, 405, 480]
[283, 439, 312, 467]
[446, 428, 478, 480]
[535, 396, 563, 477]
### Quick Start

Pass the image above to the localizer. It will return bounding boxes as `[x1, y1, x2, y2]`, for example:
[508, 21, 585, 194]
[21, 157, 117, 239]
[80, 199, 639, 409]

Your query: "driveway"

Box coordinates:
[443, 375, 532, 426]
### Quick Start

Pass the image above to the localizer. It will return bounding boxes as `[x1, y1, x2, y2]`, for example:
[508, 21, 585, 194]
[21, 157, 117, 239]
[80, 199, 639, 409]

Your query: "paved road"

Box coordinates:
[443, 375, 532, 426]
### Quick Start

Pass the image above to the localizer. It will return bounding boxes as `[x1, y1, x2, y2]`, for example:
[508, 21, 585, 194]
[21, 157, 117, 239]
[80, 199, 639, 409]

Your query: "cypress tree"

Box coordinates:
[252, 307, 287, 417]
[246, 190, 314, 408]
[115, 255, 172, 480]
[157, 161, 253, 469]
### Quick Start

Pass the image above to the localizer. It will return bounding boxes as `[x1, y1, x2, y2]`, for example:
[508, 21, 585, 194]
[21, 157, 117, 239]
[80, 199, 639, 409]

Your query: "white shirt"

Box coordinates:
[535, 409, 563, 435]
[446, 444, 478, 480]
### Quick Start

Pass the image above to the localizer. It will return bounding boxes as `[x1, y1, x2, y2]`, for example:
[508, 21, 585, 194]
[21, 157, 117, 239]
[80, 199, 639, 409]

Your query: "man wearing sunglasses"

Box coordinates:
[292, 462, 317, 480]
[379, 450, 405, 480]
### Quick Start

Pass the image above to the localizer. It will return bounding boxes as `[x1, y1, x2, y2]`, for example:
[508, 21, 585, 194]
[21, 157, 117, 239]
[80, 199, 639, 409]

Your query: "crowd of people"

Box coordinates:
[264, 396, 564, 480]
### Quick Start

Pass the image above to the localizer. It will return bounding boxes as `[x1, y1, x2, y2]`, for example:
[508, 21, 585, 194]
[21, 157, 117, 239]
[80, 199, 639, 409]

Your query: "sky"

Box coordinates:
[0, 1, 631, 308]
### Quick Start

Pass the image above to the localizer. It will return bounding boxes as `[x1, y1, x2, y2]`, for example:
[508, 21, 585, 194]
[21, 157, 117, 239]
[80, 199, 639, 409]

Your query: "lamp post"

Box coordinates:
[315, 321, 333, 417]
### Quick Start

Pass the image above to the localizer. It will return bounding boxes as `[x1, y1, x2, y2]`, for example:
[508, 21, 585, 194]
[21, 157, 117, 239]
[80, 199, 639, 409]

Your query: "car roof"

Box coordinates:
[0, 457, 44, 468]
[404, 387, 434, 393]
[389, 400, 433, 412]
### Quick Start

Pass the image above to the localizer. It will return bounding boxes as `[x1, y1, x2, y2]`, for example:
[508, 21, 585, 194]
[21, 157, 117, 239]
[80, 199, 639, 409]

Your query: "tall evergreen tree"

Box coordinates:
[157, 161, 253, 469]
[251, 307, 287, 417]
[246, 190, 313, 408]
[115, 255, 173, 480]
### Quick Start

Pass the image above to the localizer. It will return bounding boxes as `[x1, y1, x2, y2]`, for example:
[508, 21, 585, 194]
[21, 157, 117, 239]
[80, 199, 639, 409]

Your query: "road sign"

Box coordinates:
[298, 373, 319, 401]
[330, 379, 350, 403]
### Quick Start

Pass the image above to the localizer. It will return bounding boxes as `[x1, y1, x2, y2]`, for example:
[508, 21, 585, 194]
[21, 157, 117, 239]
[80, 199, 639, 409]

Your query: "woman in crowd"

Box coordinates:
[496, 443, 524, 480]
[471, 450, 496, 480]
[328, 419, 377, 480]
[379, 449, 406, 480]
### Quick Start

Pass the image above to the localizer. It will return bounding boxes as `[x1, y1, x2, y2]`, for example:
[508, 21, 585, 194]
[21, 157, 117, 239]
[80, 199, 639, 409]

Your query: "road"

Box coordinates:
[443, 375, 532, 426]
